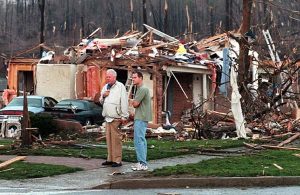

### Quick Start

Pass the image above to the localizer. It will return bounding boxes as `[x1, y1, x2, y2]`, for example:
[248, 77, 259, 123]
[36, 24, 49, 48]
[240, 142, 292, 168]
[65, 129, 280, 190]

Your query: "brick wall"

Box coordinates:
[170, 73, 193, 122]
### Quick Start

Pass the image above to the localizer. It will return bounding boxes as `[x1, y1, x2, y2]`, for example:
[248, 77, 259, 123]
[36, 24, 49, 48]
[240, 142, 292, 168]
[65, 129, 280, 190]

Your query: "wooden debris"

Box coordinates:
[45, 140, 76, 146]
[32, 134, 47, 147]
[261, 145, 300, 151]
[273, 163, 283, 170]
[293, 153, 300, 158]
[260, 132, 295, 140]
[243, 142, 263, 150]
[0, 168, 14, 173]
[277, 133, 300, 147]
[0, 156, 26, 170]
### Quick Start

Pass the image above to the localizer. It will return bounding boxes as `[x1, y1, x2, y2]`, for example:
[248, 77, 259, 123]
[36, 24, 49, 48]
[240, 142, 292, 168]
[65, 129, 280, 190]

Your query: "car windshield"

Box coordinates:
[8, 98, 42, 108]
[55, 101, 86, 110]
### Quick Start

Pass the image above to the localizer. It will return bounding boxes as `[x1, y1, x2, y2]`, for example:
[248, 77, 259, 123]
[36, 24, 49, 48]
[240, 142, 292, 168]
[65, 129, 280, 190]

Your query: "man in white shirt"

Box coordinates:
[100, 69, 128, 167]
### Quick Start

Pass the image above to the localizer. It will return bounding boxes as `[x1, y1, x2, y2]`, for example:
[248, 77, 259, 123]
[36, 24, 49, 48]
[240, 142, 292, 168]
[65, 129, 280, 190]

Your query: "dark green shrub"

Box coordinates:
[30, 113, 57, 138]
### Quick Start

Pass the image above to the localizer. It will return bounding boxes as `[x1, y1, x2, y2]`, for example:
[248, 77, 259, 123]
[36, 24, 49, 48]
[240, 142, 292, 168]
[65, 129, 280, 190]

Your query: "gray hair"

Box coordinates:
[106, 69, 117, 77]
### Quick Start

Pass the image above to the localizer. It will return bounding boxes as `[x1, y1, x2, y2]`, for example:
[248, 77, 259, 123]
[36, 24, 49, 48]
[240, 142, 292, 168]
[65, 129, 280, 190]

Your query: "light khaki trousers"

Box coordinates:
[106, 120, 122, 163]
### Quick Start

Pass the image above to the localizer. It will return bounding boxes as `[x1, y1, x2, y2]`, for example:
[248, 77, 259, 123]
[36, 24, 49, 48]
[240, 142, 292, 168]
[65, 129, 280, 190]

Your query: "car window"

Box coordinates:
[44, 97, 56, 107]
[8, 98, 42, 107]
[56, 100, 86, 110]
[44, 98, 50, 107]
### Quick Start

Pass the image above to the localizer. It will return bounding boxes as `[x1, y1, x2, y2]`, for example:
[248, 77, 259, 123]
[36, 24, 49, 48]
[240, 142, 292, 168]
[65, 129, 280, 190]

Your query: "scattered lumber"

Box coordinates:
[261, 145, 300, 151]
[0, 168, 14, 173]
[260, 132, 295, 140]
[32, 134, 47, 147]
[243, 142, 263, 150]
[277, 132, 300, 147]
[293, 153, 300, 158]
[0, 156, 26, 170]
[273, 163, 283, 170]
[45, 140, 76, 146]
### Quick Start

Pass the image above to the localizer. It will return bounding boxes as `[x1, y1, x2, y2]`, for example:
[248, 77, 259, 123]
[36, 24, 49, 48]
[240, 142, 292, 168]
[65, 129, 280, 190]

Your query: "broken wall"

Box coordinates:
[36, 64, 77, 101]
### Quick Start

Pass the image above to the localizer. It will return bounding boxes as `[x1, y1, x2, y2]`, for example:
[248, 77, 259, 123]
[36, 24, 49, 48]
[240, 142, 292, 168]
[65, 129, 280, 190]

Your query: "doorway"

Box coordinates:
[17, 71, 34, 96]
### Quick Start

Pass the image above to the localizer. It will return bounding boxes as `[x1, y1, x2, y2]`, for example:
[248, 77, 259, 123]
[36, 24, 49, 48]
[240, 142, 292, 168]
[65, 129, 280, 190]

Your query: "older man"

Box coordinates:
[100, 69, 128, 167]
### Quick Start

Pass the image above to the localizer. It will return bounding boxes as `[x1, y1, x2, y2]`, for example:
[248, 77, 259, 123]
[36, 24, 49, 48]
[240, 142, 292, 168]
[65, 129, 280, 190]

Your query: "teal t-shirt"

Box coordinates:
[134, 85, 152, 122]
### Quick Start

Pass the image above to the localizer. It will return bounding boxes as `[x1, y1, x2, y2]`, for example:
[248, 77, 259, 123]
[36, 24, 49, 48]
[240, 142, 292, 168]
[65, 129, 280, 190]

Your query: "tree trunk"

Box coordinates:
[38, 0, 45, 57]
[163, 0, 168, 34]
[237, 0, 253, 90]
[143, 0, 147, 32]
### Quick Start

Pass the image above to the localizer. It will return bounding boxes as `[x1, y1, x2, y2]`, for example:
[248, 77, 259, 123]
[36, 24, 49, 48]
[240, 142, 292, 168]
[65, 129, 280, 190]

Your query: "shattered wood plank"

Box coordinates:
[261, 145, 300, 151]
[293, 153, 300, 158]
[243, 142, 263, 150]
[32, 134, 47, 147]
[273, 163, 283, 170]
[260, 132, 295, 140]
[277, 132, 300, 147]
[0, 156, 26, 170]
[46, 140, 76, 146]
[143, 24, 178, 42]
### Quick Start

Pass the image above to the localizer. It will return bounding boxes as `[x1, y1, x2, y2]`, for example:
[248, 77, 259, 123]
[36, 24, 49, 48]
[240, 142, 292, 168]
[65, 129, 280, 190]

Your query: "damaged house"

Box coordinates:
[4, 25, 274, 138]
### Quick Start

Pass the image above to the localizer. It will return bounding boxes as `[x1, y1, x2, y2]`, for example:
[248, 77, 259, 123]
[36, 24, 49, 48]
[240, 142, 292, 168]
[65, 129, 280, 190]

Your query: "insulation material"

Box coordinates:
[230, 66, 247, 138]
[36, 64, 77, 101]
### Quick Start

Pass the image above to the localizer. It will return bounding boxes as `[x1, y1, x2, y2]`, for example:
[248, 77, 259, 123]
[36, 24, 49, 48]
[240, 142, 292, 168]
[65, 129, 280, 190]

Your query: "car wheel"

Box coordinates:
[84, 118, 93, 126]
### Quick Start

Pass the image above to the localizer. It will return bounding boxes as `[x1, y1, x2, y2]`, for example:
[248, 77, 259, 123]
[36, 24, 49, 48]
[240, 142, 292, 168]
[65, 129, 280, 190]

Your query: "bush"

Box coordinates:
[30, 113, 57, 138]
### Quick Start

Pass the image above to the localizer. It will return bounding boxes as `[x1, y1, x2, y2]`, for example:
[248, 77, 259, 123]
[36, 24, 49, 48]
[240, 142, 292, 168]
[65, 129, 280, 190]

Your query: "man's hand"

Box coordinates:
[121, 118, 128, 125]
[103, 90, 110, 98]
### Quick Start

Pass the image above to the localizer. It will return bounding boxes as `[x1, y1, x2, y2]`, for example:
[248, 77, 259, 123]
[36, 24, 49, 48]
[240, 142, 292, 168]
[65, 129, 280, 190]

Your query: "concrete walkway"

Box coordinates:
[0, 153, 300, 191]
[0, 154, 215, 190]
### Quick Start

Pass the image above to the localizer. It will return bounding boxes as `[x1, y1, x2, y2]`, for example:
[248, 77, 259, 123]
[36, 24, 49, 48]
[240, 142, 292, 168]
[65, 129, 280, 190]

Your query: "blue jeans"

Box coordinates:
[134, 119, 148, 165]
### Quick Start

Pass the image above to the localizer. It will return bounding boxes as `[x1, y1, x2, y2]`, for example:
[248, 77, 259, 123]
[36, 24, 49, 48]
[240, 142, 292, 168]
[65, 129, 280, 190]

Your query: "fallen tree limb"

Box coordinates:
[261, 145, 300, 151]
[277, 133, 300, 147]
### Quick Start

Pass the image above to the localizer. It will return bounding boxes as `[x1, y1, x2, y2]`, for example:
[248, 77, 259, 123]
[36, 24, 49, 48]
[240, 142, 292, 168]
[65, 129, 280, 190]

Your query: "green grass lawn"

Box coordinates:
[0, 138, 248, 162]
[151, 150, 300, 177]
[0, 161, 82, 180]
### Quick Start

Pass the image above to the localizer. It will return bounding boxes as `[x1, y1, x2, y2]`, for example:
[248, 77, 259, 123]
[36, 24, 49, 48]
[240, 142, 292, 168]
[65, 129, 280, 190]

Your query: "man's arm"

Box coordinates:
[99, 85, 107, 105]
[132, 100, 140, 108]
[120, 84, 129, 119]
[132, 88, 146, 108]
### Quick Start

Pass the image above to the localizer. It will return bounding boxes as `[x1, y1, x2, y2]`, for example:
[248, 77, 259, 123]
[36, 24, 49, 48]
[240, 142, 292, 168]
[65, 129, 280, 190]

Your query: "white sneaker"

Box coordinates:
[131, 163, 140, 168]
[132, 162, 148, 171]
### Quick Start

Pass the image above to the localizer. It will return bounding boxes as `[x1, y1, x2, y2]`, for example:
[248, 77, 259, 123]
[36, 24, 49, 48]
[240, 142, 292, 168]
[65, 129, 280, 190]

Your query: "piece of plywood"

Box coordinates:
[0, 156, 26, 169]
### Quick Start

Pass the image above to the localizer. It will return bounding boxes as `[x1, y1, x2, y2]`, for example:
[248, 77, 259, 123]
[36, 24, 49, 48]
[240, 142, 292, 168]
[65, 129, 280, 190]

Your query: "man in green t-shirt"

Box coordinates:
[130, 71, 152, 171]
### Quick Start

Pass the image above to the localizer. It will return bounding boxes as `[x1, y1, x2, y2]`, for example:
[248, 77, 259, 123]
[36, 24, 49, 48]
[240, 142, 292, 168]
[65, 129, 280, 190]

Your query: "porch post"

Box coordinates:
[202, 74, 208, 111]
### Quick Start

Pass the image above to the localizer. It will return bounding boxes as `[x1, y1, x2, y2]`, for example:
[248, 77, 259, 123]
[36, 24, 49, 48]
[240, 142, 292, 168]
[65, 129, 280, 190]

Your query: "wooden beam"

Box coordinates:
[277, 133, 300, 147]
[261, 145, 300, 151]
[0, 156, 26, 170]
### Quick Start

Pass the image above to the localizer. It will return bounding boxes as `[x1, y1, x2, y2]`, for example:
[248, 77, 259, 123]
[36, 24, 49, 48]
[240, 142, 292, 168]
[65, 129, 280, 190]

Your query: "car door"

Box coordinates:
[88, 102, 103, 124]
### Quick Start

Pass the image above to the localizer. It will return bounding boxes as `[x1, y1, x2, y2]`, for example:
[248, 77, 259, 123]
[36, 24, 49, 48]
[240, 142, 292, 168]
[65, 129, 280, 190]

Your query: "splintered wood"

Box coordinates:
[0, 156, 26, 169]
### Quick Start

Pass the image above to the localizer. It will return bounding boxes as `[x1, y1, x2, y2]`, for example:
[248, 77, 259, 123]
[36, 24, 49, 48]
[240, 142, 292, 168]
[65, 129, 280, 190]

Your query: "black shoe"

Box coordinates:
[102, 161, 113, 166]
[111, 162, 122, 167]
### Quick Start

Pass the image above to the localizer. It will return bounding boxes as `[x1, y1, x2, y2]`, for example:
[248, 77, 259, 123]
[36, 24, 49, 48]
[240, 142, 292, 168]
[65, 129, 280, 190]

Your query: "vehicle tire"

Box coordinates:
[84, 118, 93, 126]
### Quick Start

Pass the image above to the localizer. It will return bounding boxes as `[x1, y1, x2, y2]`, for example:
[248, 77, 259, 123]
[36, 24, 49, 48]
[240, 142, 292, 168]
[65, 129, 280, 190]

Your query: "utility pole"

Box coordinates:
[21, 75, 31, 147]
